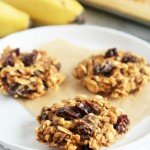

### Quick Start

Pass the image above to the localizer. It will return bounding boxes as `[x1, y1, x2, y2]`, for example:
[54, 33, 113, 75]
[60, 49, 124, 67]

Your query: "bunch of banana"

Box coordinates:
[0, 1, 30, 37]
[0, 0, 84, 37]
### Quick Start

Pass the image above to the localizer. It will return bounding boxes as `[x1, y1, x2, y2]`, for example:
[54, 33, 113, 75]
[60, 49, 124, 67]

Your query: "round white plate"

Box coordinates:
[0, 25, 150, 150]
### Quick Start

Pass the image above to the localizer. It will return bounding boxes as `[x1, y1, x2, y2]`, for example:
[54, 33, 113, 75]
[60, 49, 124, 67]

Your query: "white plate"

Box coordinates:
[0, 25, 150, 150]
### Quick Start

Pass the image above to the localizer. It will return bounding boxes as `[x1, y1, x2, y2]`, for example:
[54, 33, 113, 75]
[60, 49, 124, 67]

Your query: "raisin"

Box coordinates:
[13, 48, 20, 56]
[71, 122, 94, 140]
[2, 77, 8, 86]
[41, 112, 48, 120]
[2, 48, 20, 67]
[55, 106, 82, 120]
[43, 81, 48, 90]
[122, 55, 138, 63]
[93, 64, 102, 75]
[22, 50, 38, 66]
[40, 107, 51, 121]
[76, 102, 90, 115]
[85, 101, 100, 115]
[8, 84, 36, 98]
[71, 115, 99, 141]
[20, 86, 36, 95]
[55, 63, 61, 71]
[7, 82, 20, 96]
[3, 54, 14, 67]
[100, 63, 114, 76]
[76, 101, 100, 115]
[105, 48, 118, 58]
[55, 101, 100, 120]
[93, 62, 114, 76]
[82, 145, 92, 150]
[114, 115, 130, 134]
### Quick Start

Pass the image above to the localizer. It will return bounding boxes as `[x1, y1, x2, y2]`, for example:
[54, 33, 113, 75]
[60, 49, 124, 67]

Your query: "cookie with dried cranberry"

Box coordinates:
[74, 48, 150, 98]
[35, 95, 130, 150]
[0, 47, 65, 99]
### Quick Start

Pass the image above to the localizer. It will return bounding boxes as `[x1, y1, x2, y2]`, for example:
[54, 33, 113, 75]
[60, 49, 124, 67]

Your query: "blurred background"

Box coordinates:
[81, 0, 150, 42]
[0, 0, 150, 42]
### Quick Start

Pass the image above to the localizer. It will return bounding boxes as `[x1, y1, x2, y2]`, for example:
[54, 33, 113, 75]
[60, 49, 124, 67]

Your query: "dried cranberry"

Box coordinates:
[3, 54, 14, 67]
[93, 62, 114, 76]
[105, 48, 118, 58]
[71, 122, 93, 140]
[122, 55, 138, 63]
[82, 145, 92, 150]
[76, 101, 100, 115]
[22, 50, 38, 66]
[55, 106, 82, 120]
[114, 115, 130, 134]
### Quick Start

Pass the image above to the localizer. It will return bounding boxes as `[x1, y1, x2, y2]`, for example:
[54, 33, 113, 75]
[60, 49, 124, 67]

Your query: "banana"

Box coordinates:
[2, 0, 85, 25]
[0, 1, 30, 37]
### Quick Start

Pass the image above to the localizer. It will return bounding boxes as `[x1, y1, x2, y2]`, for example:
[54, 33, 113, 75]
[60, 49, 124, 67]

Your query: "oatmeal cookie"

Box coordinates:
[35, 95, 130, 150]
[74, 48, 150, 98]
[0, 47, 65, 99]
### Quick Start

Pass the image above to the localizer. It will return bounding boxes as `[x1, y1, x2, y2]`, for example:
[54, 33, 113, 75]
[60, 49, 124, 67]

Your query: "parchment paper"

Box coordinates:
[18, 40, 150, 127]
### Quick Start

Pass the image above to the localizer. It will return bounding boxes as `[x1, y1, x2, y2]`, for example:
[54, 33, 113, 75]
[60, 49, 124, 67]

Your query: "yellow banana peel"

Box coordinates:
[2, 0, 85, 25]
[0, 1, 30, 37]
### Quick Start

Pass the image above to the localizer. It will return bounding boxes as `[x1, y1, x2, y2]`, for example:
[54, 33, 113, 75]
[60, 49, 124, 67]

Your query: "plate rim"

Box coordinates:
[1, 25, 150, 48]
